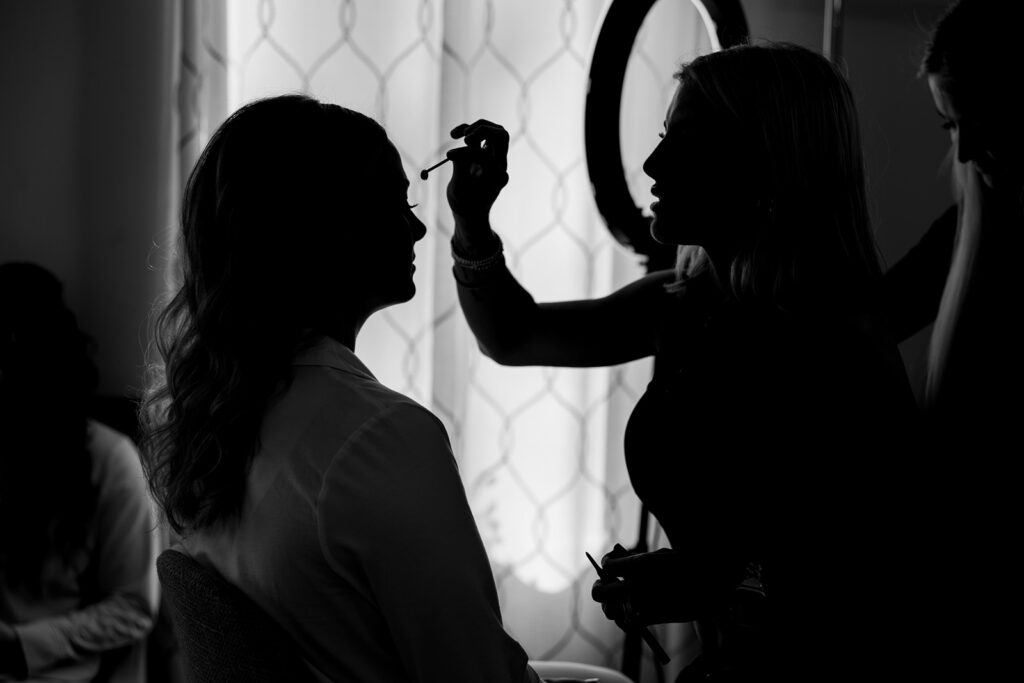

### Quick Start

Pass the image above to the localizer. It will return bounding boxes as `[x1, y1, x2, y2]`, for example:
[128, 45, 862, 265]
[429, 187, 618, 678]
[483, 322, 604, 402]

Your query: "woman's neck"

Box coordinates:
[322, 316, 363, 352]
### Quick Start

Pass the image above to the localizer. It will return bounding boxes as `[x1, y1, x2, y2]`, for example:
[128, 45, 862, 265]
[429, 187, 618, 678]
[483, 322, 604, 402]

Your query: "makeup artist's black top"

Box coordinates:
[624, 274, 918, 671]
[629, 277, 917, 551]
[454, 255, 920, 674]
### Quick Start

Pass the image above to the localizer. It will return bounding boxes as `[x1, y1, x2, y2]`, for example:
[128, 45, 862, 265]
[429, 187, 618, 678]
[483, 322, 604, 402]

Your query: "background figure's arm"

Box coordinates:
[878, 204, 958, 342]
[13, 428, 158, 678]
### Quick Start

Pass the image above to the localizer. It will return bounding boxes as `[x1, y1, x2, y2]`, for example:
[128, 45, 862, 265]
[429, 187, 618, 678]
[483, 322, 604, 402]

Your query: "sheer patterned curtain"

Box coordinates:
[171, 0, 712, 676]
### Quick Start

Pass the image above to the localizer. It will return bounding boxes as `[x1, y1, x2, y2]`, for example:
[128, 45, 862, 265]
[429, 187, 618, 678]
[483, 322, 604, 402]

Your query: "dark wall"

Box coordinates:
[741, 0, 953, 397]
[0, 0, 175, 398]
[0, 1, 85, 311]
[843, 0, 952, 398]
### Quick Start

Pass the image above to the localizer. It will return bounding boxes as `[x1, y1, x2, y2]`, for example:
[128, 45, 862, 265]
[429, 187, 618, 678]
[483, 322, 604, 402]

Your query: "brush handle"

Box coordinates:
[419, 157, 451, 179]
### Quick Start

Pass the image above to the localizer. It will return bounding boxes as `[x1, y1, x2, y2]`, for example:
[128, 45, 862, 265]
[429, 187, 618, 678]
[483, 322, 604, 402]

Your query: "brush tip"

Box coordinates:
[419, 169, 429, 180]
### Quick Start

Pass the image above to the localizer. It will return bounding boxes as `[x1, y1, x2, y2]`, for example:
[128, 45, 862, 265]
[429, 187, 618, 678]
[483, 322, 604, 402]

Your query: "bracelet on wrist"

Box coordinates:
[451, 234, 505, 271]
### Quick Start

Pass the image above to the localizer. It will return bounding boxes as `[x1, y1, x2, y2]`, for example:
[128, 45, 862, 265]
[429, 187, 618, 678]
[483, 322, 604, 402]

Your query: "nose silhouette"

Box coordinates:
[643, 141, 664, 180]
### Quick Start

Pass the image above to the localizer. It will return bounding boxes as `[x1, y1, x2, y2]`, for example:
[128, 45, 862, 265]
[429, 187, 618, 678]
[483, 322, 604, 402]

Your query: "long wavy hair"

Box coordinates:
[669, 43, 880, 314]
[140, 95, 389, 535]
[0, 262, 99, 595]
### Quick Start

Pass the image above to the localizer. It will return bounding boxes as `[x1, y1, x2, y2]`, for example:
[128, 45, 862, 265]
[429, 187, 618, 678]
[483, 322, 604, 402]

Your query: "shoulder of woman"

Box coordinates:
[374, 400, 449, 440]
[86, 419, 144, 490]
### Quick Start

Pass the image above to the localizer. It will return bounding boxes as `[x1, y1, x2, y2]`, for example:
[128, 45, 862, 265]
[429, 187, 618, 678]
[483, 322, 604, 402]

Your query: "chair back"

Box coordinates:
[156, 549, 316, 683]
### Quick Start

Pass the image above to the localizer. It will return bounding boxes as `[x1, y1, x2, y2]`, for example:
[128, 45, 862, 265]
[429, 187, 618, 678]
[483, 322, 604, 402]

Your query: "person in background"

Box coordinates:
[445, 43, 917, 681]
[915, 0, 1023, 426]
[881, 1, 1024, 675]
[0, 262, 157, 683]
[881, 0, 1023, 404]
[140, 94, 545, 683]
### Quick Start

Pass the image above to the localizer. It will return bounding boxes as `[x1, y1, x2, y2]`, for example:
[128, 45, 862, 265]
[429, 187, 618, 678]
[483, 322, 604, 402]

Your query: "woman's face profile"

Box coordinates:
[928, 73, 1022, 193]
[351, 139, 427, 313]
[643, 83, 748, 250]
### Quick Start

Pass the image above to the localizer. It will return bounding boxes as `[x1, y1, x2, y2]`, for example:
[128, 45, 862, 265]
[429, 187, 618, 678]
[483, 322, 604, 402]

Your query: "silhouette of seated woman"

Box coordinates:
[0, 262, 156, 683]
[140, 95, 544, 683]
[444, 43, 918, 680]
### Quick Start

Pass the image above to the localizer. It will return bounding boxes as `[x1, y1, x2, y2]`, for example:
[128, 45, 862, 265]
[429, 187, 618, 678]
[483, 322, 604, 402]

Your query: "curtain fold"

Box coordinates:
[171, 1, 712, 677]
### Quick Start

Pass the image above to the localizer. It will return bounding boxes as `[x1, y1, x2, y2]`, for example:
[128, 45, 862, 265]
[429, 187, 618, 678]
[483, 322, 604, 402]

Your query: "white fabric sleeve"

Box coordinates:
[13, 429, 158, 677]
[317, 403, 539, 683]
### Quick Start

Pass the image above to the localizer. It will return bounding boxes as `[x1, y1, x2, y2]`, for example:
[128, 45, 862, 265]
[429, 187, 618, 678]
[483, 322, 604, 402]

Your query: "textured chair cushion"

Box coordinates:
[156, 549, 316, 683]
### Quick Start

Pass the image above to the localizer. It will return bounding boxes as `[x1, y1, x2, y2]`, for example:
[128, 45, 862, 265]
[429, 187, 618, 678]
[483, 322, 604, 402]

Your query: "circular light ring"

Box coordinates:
[584, 0, 749, 270]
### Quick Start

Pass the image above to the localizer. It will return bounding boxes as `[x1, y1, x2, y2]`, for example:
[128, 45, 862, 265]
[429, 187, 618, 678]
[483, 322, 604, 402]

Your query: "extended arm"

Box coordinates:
[455, 246, 677, 367]
[447, 119, 677, 367]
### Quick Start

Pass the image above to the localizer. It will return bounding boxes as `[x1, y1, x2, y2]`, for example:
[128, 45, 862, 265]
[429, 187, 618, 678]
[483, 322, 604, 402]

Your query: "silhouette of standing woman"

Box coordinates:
[445, 44, 918, 681]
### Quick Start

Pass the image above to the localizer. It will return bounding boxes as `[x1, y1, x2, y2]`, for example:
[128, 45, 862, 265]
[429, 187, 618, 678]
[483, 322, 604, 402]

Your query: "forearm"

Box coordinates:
[452, 215, 502, 261]
[12, 593, 154, 677]
[452, 220, 541, 363]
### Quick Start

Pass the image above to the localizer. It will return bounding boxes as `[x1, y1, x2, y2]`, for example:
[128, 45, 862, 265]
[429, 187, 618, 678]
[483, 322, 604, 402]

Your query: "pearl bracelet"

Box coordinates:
[450, 236, 505, 270]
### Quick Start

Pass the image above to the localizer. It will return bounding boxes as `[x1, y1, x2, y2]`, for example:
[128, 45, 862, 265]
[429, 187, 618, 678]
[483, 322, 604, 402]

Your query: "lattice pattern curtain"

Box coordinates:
[170, 0, 713, 678]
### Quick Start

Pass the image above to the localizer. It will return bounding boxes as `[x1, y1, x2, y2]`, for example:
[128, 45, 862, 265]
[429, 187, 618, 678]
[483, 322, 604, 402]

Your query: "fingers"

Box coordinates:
[592, 579, 628, 622]
[599, 542, 632, 569]
[450, 119, 506, 141]
[601, 554, 641, 577]
[602, 547, 679, 578]
[591, 577, 624, 601]
[445, 119, 511, 221]
[445, 146, 473, 161]
[446, 146, 508, 186]
[450, 119, 510, 161]
[445, 147, 483, 177]
[465, 127, 509, 159]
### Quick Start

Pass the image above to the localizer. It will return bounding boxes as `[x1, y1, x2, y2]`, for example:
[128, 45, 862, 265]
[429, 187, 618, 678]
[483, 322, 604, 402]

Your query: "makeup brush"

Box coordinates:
[419, 157, 451, 180]
[422, 137, 489, 180]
